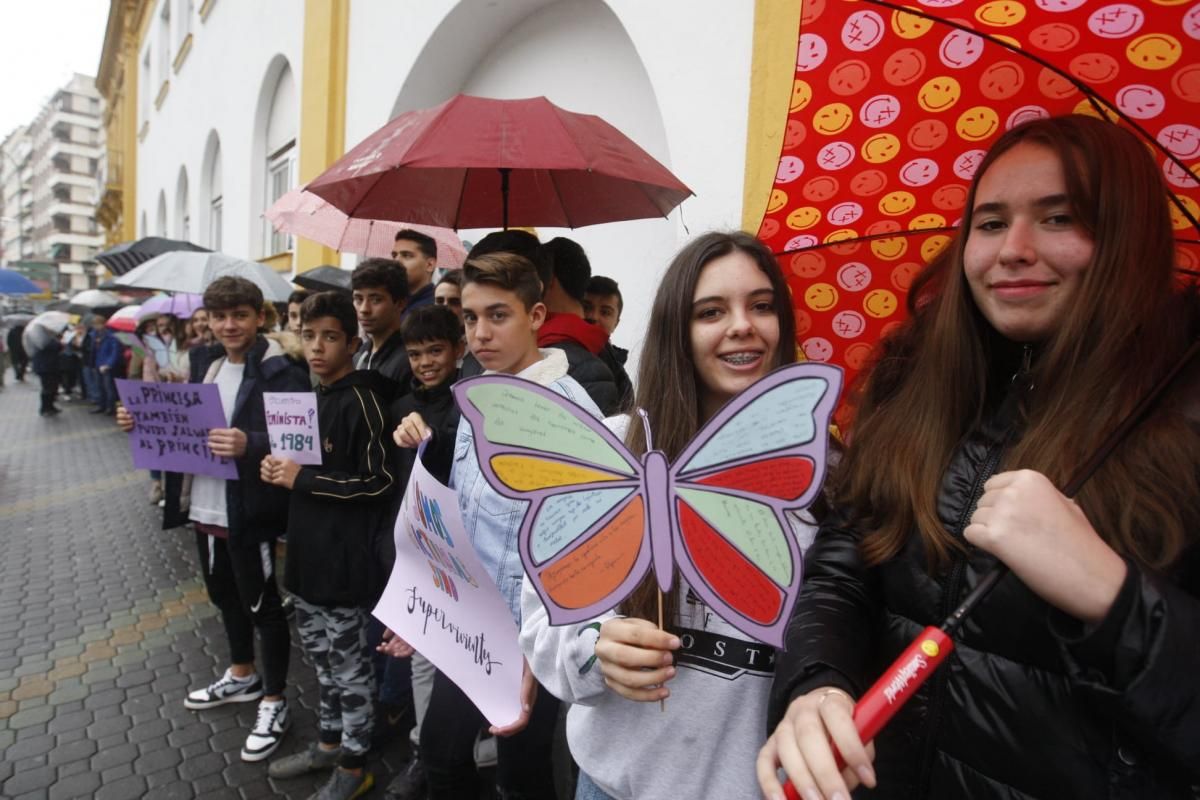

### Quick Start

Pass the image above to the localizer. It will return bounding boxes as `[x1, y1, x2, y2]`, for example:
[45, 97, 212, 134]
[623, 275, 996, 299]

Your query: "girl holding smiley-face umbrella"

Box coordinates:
[759, 115, 1200, 799]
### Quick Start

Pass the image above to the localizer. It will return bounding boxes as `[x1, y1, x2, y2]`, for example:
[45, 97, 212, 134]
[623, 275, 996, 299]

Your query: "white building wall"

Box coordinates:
[346, 0, 756, 365]
[135, 0, 304, 262]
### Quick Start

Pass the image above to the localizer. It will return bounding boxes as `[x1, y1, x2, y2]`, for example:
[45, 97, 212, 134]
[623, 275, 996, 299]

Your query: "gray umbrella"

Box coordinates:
[21, 311, 72, 355]
[113, 251, 295, 302]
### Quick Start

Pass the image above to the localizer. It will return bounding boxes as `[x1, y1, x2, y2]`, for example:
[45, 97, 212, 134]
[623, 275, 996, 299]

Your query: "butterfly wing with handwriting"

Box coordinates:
[454, 377, 651, 624]
[668, 363, 843, 647]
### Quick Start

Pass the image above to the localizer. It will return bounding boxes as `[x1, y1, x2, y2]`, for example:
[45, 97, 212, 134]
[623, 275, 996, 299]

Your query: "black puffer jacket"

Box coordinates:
[769, 394, 1200, 799]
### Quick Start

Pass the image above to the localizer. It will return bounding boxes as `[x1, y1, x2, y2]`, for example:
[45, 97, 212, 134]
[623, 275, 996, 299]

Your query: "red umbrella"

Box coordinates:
[754, 0, 1200, 395]
[305, 94, 693, 230]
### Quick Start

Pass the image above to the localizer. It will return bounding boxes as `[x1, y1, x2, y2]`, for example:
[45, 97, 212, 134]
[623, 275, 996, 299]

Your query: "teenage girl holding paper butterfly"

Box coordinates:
[518, 231, 825, 800]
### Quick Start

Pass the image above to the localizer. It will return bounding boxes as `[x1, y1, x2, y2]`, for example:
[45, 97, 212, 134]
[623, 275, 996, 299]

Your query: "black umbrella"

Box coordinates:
[95, 237, 210, 276]
[293, 265, 351, 294]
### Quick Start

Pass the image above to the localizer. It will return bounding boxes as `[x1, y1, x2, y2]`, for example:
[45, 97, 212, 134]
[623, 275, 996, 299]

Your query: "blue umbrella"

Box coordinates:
[0, 268, 41, 295]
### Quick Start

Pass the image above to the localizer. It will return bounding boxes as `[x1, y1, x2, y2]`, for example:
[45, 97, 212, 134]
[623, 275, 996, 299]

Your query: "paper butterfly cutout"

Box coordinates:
[452, 363, 842, 648]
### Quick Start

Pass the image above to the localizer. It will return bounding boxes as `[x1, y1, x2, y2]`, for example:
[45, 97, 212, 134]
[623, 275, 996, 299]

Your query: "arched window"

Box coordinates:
[156, 191, 168, 236]
[263, 65, 296, 254]
[199, 130, 222, 250]
[175, 166, 190, 241]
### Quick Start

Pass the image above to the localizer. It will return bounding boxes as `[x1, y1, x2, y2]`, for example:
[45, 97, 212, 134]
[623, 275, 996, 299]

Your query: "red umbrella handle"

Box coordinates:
[781, 627, 953, 800]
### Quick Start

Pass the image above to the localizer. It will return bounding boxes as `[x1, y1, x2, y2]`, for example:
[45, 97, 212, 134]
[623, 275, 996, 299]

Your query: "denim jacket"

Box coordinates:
[450, 348, 602, 622]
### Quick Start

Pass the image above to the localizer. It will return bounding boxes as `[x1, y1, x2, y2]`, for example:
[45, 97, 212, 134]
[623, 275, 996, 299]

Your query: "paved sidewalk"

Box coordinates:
[0, 379, 414, 799]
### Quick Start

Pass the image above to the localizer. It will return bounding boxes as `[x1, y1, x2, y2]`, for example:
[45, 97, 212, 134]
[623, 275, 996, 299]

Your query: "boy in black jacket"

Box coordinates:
[117, 277, 310, 763]
[261, 291, 395, 800]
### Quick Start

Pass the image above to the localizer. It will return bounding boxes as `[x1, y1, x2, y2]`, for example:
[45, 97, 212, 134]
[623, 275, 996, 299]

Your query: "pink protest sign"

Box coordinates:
[452, 362, 842, 648]
[372, 444, 524, 727]
[116, 379, 237, 479]
[264, 392, 322, 465]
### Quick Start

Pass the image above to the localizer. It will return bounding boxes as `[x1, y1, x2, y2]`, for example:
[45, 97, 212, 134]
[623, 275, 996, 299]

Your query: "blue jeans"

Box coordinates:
[575, 772, 615, 800]
[82, 366, 99, 404]
[98, 370, 117, 411]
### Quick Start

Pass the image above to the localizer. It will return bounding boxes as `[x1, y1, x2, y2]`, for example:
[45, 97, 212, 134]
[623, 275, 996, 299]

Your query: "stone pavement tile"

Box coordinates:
[193, 773, 235, 797]
[178, 749, 227, 782]
[82, 686, 125, 711]
[93, 774, 147, 800]
[46, 708, 92, 735]
[102, 762, 135, 783]
[86, 713, 133, 739]
[1, 763, 56, 796]
[6, 704, 54, 729]
[48, 771, 102, 800]
[238, 778, 275, 798]
[167, 722, 211, 749]
[56, 759, 90, 779]
[153, 781, 197, 799]
[47, 737, 97, 766]
[90, 741, 139, 773]
[4, 732, 55, 761]
[46, 681, 90, 706]
[10, 677, 54, 701]
[46, 662, 87, 681]
[134, 744, 183, 774]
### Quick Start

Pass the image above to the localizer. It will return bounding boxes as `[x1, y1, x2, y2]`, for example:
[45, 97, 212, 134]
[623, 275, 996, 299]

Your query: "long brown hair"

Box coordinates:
[840, 115, 1200, 572]
[621, 231, 798, 623]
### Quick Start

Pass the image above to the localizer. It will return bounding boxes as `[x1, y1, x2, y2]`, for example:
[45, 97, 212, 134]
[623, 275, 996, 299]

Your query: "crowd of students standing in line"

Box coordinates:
[88, 113, 1198, 800]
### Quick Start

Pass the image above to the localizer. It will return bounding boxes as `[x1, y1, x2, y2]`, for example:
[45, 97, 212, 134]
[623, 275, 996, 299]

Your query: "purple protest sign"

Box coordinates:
[115, 379, 238, 479]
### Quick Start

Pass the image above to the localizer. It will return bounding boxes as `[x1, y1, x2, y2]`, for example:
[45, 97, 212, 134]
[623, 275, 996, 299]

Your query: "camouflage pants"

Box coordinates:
[293, 598, 375, 757]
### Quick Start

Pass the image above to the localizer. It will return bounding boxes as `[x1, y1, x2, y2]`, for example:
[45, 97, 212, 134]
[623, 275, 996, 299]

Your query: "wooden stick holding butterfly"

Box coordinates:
[452, 363, 843, 681]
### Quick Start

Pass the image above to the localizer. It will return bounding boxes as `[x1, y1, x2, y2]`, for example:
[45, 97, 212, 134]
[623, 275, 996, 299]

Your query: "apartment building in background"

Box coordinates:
[0, 73, 106, 293]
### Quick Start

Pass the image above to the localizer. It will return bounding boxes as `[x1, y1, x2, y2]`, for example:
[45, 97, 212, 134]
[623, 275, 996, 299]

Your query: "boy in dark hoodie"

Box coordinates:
[380, 304, 464, 800]
[260, 291, 395, 799]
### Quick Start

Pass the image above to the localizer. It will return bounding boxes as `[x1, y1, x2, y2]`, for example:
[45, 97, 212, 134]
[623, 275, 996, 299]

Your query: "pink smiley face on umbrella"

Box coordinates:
[1087, 4, 1144, 39]
[827, 201, 864, 225]
[842, 10, 885, 52]
[900, 158, 940, 187]
[1115, 84, 1165, 119]
[817, 141, 856, 171]
[832, 310, 867, 339]
[836, 263, 873, 292]
[1157, 124, 1200, 159]
[860, 95, 902, 128]
[797, 34, 829, 71]
[776, 156, 805, 184]
[939, 30, 985, 69]
[801, 337, 835, 362]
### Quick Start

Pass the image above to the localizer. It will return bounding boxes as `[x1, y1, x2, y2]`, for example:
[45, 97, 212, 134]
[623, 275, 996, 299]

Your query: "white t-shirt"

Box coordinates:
[188, 359, 246, 527]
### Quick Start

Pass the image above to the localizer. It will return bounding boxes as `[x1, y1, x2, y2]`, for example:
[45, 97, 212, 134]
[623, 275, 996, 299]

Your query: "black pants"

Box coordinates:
[38, 372, 59, 413]
[195, 531, 290, 695]
[420, 668, 559, 800]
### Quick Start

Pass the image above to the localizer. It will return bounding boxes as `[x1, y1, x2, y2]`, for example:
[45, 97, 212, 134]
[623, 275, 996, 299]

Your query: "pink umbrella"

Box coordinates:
[138, 293, 204, 319]
[106, 305, 142, 332]
[265, 189, 467, 268]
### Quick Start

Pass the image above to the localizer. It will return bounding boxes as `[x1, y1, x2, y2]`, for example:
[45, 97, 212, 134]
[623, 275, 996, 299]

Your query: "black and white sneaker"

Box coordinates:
[184, 668, 264, 710]
[241, 698, 290, 762]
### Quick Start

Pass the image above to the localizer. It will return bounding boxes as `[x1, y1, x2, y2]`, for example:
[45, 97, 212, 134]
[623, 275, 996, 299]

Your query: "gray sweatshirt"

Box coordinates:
[520, 510, 818, 799]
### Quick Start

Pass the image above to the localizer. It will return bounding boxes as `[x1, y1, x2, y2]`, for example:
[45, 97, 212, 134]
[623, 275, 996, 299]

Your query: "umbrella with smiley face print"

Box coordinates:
[754, 0, 1200, 410]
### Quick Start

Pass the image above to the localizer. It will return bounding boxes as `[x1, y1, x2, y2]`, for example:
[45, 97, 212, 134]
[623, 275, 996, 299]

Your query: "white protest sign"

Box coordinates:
[263, 392, 322, 465]
[372, 445, 523, 728]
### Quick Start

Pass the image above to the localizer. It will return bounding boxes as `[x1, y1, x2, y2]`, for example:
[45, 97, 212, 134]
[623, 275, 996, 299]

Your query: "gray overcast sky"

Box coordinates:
[0, 1, 110, 139]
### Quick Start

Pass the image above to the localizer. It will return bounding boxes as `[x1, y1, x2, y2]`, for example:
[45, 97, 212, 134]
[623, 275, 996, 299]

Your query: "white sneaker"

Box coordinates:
[242, 698, 290, 762]
[184, 668, 263, 710]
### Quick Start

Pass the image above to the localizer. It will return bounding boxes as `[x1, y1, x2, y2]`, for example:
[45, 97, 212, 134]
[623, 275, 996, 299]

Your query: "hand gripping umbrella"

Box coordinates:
[753, 0, 1200, 399]
[781, 336, 1200, 799]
